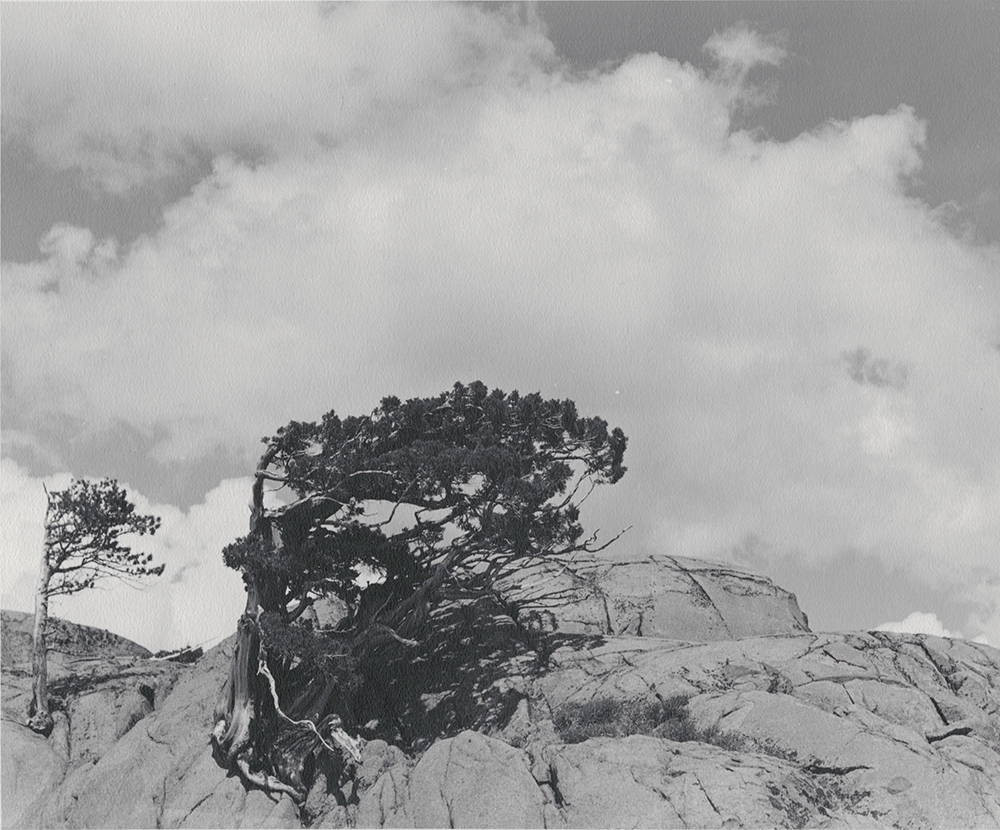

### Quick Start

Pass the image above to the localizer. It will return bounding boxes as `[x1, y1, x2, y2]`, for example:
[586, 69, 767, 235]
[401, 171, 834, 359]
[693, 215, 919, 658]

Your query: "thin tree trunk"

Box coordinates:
[29, 533, 54, 735]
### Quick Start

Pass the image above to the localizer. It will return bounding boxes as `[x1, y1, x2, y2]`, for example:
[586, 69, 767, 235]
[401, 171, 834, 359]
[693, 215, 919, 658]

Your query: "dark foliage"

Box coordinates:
[347, 594, 540, 752]
[230, 381, 626, 618]
[551, 695, 806, 760]
[213, 382, 628, 799]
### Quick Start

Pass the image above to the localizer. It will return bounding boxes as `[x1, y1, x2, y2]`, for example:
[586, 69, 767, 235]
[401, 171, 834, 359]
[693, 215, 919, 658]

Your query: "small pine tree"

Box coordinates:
[28, 478, 162, 734]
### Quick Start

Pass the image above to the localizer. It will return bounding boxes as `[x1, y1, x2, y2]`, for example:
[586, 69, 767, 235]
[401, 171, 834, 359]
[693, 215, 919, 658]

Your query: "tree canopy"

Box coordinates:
[42, 478, 163, 596]
[212, 381, 627, 802]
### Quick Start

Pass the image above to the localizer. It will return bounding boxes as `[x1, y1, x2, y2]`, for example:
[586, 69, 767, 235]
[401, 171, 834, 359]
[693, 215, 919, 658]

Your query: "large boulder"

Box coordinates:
[0, 614, 180, 829]
[357, 732, 545, 829]
[498, 551, 809, 641]
[537, 735, 867, 829]
[347, 622, 1000, 828]
[350, 729, 888, 829]
[1, 720, 68, 827]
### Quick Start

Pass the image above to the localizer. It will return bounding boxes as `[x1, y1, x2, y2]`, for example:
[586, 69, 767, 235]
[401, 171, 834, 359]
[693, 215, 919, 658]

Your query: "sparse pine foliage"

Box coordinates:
[43, 478, 163, 595]
[28, 478, 162, 734]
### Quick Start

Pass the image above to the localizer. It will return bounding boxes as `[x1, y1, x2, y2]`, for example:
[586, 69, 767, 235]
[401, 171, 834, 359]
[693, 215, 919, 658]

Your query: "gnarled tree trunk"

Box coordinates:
[212, 587, 262, 761]
[212, 455, 363, 802]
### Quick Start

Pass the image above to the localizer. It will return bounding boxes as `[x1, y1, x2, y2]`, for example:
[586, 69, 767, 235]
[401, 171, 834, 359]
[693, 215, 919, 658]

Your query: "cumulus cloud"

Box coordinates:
[0, 3, 553, 193]
[0, 458, 250, 651]
[2, 5, 1000, 645]
[874, 611, 962, 639]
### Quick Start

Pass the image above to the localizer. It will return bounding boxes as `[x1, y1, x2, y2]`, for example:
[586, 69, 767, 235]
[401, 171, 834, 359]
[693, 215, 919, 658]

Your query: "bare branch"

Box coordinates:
[372, 478, 420, 528]
[581, 525, 632, 553]
[367, 624, 420, 648]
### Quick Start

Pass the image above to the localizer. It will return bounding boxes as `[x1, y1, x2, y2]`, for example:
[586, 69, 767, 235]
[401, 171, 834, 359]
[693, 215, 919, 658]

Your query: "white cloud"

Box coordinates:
[0, 458, 250, 651]
[2, 6, 1000, 646]
[704, 24, 787, 75]
[874, 611, 962, 639]
[1, 3, 552, 192]
[954, 584, 1000, 651]
[703, 23, 786, 106]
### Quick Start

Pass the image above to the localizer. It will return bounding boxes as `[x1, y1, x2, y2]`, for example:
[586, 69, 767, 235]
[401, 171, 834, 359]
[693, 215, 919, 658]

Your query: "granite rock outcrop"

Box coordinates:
[3, 553, 1000, 828]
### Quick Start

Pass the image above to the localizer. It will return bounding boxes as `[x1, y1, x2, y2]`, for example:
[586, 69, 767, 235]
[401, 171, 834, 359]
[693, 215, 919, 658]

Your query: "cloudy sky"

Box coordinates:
[2, 2, 998, 652]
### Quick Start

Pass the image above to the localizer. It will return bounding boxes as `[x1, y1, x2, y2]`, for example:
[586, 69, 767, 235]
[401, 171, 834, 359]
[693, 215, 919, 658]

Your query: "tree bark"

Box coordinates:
[213, 449, 367, 794]
[28, 530, 54, 735]
[214, 614, 260, 757]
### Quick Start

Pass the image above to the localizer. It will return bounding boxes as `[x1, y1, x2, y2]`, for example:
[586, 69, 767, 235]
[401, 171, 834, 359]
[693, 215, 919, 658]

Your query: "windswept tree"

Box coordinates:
[28, 479, 162, 734]
[212, 381, 627, 801]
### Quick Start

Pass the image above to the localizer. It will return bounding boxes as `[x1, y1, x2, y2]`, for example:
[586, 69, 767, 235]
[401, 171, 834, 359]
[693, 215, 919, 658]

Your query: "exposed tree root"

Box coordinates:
[235, 755, 306, 803]
[257, 648, 364, 763]
[26, 710, 55, 736]
[212, 610, 364, 804]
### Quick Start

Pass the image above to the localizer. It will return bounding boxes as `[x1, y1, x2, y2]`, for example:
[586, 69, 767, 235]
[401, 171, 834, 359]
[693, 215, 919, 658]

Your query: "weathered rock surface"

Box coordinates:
[1, 720, 68, 826]
[498, 551, 810, 641]
[538, 735, 855, 829]
[5, 557, 1000, 829]
[531, 631, 1000, 827]
[352, 729, 862, 829]
[5, 631, 300, 830]
[1, 612, 185, 828]
[357, 731, 546, 829]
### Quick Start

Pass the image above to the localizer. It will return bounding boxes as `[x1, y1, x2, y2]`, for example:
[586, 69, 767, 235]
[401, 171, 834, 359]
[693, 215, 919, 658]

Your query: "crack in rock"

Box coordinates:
[666, 558, 733, 637]
[926, 723, 974, 743]
[547, 762, 567, 808]
[919, 642, 962, 694]
[927, 696, 950, 725]
[695, 775, 722, 817]
[803, 763, 872, 775]
[601, 596, 614, 636]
